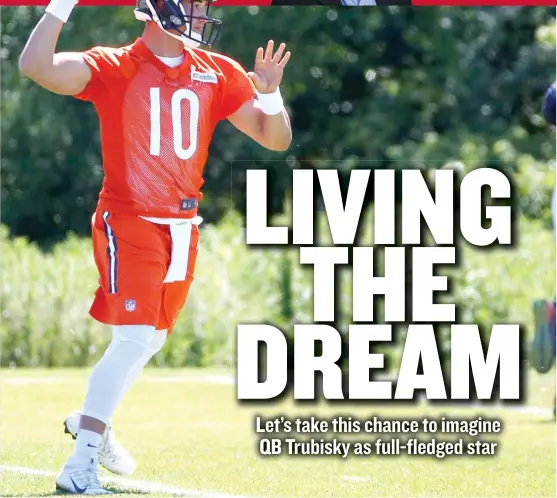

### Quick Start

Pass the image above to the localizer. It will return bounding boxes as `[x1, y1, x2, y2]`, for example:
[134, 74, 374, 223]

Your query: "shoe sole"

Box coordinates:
[55, 482, 81, 494]
[63, 419, 77, 441]
[56, 483, 111, 495]
[56, 483, 75, 494]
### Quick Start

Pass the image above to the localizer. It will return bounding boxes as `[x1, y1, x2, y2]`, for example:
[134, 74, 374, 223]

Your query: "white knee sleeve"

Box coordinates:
[82, 325, 155, 424]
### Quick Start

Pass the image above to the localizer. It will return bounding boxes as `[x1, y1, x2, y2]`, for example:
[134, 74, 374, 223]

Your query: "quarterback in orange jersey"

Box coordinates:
[19, 0, 292, 494]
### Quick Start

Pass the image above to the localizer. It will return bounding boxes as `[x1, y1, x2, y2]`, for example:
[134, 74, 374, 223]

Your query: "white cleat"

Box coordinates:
[64, 411, 136, 476]
[56, 458, 112, 495]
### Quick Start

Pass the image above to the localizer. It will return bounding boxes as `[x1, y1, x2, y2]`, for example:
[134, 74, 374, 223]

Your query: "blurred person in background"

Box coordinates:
[19, 0, 292, 493]
[530, 81, 556, 418]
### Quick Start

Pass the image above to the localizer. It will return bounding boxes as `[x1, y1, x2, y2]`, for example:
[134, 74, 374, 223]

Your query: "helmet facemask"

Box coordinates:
[135, 0, 221, 48]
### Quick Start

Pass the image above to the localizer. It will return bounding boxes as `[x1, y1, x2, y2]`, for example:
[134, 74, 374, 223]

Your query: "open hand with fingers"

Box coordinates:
[247, 40, 291, 94]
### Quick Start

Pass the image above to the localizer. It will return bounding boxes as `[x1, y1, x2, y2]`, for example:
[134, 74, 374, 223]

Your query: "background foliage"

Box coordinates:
[1, 6, 555, 367]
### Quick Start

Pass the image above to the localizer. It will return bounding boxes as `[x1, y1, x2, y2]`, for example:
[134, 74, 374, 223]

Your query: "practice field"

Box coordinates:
[1, 368, 555, 497]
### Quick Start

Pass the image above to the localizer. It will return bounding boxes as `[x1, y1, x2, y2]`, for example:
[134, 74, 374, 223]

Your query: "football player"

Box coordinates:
[19, 0, 292, 494]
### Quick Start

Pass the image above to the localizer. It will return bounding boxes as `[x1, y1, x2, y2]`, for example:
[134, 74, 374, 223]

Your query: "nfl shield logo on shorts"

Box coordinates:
[125, 299, 136, 312]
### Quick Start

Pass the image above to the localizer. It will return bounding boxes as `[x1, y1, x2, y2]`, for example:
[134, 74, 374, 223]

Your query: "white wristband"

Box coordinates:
[256, 88, 284, 116]
[46, 0, 78, 23]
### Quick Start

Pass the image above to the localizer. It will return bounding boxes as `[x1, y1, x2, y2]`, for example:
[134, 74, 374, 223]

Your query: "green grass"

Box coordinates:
[0, 368, 555, 497]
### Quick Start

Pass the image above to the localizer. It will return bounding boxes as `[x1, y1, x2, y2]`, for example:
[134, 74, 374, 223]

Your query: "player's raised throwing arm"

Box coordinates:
[19, 0, 92, 96]
[228, 41, 292, 152]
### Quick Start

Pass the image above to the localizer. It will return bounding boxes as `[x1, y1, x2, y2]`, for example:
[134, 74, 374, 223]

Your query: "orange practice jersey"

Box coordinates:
[74, 38, 256, 218]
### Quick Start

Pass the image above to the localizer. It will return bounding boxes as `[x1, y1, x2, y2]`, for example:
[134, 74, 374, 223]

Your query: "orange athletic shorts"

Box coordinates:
[89, 209, 200, 333]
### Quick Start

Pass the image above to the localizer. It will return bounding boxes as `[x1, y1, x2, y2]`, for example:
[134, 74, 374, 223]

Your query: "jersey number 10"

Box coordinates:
[149, 87, 200, 160]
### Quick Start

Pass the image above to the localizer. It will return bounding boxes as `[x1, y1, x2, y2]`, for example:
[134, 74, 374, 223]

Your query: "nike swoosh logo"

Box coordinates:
[70, 476, 88, 494]
[87, 443, 98, 448]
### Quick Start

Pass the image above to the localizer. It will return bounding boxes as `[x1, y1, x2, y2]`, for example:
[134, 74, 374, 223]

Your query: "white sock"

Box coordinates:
[70, 429, 103, 466]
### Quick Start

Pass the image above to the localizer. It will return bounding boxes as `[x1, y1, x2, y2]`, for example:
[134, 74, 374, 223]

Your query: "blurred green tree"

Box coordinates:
[1, 6, 555, 247]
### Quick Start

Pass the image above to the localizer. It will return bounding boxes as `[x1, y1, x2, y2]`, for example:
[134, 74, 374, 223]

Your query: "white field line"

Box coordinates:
[0, 375, 235, 385]
[0, 464, 256, 498]
[144, 375, 235, 385]
[342, 475, 372, 483]
[0, 375, 554, 417]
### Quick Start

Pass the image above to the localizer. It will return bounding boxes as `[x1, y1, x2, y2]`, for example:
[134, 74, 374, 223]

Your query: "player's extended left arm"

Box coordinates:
[228, 94, 292, 152]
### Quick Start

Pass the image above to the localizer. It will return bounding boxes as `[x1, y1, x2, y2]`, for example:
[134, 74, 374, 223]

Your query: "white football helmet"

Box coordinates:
[134, 0, 221, 48]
